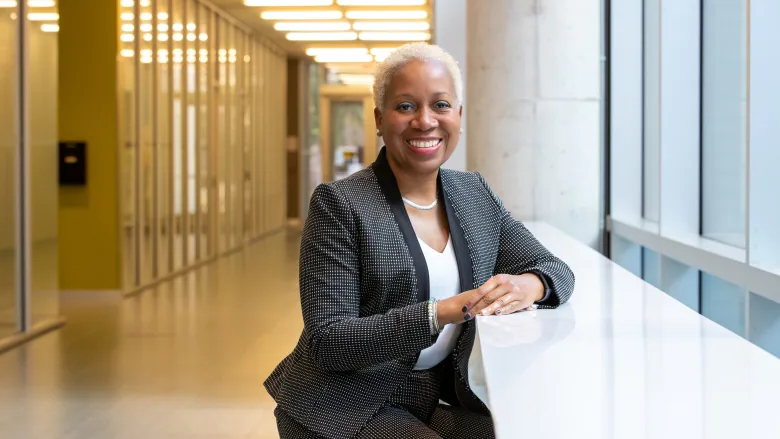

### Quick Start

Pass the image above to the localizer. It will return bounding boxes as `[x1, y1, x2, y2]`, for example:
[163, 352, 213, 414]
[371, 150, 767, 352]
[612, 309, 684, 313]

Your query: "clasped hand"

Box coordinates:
[437, 273, 545, 326]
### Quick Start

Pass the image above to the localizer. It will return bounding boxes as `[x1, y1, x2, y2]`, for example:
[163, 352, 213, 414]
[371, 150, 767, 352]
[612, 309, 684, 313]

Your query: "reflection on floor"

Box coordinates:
[0, 231, 302, 439]
[0, 239, 60, 337]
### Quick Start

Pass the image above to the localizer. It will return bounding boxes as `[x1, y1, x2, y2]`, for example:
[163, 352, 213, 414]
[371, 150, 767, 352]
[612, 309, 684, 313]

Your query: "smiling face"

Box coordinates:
[375, 59, 462, 176]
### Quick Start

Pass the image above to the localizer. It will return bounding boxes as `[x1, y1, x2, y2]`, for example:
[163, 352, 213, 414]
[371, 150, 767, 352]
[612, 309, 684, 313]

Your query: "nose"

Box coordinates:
[411, 106, 438, 131]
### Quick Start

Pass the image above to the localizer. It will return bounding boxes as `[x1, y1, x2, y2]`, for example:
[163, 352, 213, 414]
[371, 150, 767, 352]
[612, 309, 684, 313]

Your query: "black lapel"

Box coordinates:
[371, 148, 430, 303]
[440, 171, 475, 293]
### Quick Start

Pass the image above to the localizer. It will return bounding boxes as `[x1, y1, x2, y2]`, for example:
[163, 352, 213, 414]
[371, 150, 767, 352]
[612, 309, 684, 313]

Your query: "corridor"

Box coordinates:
[0, 231, 301, 439]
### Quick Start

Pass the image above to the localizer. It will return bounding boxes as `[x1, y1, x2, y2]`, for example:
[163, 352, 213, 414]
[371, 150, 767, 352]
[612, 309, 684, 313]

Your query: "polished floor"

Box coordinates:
[0, 231, 302, 439]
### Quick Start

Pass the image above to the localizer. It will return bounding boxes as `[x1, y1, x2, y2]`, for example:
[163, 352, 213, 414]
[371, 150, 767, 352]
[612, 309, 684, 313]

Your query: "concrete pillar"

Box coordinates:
[466, 0, 603, 247]
[434, 0, 467, 172]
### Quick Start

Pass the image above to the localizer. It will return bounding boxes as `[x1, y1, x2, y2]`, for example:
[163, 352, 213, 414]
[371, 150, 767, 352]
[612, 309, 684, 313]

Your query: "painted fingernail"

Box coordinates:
[462, 306, 468, 313]
[464, 313, 472, 321]
[496, 309, 503, 315]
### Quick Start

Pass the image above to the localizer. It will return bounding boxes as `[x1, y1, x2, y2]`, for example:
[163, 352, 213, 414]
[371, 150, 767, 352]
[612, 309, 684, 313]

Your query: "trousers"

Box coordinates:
[275, 364, 495, 439]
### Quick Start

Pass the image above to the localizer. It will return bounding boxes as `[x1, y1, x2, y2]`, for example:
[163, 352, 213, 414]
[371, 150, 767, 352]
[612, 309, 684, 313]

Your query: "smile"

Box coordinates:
[406, 139, 442, 149]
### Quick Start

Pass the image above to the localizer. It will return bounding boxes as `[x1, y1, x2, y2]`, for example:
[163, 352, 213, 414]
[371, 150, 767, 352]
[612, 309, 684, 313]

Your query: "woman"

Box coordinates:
[265, 42, 575, 439]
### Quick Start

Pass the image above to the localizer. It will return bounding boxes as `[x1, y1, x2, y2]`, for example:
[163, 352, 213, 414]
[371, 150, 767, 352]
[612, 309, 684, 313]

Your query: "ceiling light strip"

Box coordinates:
[244, 0, 333, 6]
[358, 32, 430, 41]
[352, 21, 430, 31]
[314, 53, 374, 63]
[274, 21, 351, 32]
[345, 10, 427, 20]
[305, 47, 369, 56]
[261, 10, 343, 20]
[337, 0, 425, 5]
[286, 32, 358, 41]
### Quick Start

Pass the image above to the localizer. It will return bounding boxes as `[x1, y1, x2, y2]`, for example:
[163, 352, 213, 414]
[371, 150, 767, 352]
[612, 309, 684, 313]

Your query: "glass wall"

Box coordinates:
[0, 5, 19, 339]
[609, 0, 780, 358]
[118, 0, 287, 293]
[0, 1, 61, 343]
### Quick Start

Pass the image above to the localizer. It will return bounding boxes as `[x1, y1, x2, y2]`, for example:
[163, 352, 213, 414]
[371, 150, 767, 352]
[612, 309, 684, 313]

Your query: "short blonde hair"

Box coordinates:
[372, 42, 463, 111]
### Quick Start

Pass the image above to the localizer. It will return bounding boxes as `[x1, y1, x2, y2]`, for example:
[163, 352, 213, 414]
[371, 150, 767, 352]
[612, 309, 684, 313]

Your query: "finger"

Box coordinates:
[461, 282, 499, 313]
[469, 284, 514, 317]
[497, 298, 537, 316]
[481, 291, 517, 316]
[477, 281, 520, 315]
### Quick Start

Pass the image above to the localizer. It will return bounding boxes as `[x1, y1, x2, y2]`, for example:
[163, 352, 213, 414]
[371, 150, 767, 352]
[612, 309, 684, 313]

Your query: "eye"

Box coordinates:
[396, 102, 414, 112]
[434, 100, 452, 110]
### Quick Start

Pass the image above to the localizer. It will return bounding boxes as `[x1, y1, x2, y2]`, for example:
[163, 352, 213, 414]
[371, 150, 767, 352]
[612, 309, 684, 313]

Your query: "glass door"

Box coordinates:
[0, 6, 18, 337]
[331, 101, 365, 181]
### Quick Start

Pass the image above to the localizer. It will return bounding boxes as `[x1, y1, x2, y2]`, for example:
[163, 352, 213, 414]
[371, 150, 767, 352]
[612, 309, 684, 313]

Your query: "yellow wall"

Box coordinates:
[58, 0, 120, 289]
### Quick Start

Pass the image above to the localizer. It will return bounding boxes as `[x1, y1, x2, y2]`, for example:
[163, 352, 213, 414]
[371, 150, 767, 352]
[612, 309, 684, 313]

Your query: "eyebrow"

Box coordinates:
[394, 92, 453, 100]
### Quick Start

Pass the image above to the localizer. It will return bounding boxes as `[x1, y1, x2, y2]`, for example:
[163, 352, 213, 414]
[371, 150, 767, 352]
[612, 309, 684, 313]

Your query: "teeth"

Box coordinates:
[407, 139, 440, 148]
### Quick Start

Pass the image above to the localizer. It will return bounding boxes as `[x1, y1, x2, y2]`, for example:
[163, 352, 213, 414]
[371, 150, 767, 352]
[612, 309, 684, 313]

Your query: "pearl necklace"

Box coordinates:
[402, 196, 438, 210]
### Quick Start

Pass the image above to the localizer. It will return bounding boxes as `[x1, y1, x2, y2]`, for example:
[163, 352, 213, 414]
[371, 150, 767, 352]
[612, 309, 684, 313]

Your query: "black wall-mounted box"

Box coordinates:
[59, 141, 87, 186]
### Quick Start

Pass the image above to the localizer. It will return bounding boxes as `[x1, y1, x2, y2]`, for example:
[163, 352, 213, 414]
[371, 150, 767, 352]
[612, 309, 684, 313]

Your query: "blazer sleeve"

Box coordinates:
[299, 183, 434, 372]
[477, 173, 576, 308]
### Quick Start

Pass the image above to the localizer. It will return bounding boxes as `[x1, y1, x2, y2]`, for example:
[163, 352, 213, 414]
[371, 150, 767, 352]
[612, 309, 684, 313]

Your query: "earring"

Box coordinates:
[376, 129, 381, 136]
[460, 129, 464, 134]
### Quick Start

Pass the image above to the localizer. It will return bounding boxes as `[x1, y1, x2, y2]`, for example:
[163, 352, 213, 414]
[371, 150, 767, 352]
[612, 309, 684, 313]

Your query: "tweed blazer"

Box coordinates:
[264, 148, 575, 439]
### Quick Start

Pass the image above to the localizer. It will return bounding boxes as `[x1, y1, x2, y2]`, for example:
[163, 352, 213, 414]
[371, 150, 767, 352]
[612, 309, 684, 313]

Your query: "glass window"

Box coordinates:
[701, 0, 748, 248]
[172, 0, 185, 270]
[748, 0, 780, 274]
[0, 7, 18, 337]
[139, 0, 155, 284]
[642, 247, 660, 289]
[701, 273, 746, 336]
[157, 0, 172, 277]
[197, 4, 211, 259]
[642, 0, 661, 222]
[749, 293, 780, 358]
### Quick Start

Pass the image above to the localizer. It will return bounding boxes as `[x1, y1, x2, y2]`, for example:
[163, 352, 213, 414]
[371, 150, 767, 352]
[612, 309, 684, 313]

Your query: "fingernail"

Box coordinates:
[481, 309, 488, 315]
[464, 313, 471, 321]
[496, 309, 503, 315]
[462, 306, 468, 313]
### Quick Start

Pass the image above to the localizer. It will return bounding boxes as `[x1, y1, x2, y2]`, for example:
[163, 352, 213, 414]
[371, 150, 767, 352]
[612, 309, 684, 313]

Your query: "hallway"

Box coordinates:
[0, 231, 302, 438]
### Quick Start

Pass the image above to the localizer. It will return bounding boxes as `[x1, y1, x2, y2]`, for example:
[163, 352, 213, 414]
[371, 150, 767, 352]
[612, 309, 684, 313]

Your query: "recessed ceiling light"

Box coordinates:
[261, 10, 343, 20]
[352, 21, 430, 31]
[345, 10, 427, 20]
[274, 21, 351, 32]
[0, 1, 16, 6]
[358, 32, 430, 41]
[245, 0, 332, 5]
[337, 0, 425, 5]
[40, 23, 59, 32]
[286, 32, 358, 41]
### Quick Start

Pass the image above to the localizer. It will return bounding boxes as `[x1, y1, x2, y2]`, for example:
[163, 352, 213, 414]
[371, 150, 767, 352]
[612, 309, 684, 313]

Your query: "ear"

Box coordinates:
[374, 107, 383, 136]
[459, 104, 463, 117]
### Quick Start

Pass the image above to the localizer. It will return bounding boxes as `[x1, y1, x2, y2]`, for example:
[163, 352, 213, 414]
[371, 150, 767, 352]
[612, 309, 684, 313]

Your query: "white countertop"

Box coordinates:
[475, 222, 780, 439]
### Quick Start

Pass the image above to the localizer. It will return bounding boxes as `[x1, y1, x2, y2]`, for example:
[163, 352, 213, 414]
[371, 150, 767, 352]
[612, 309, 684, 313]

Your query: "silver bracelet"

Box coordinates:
[428, 298, 440, 335]
[432, 298, 440, 334]
[427, 298, 437, 335]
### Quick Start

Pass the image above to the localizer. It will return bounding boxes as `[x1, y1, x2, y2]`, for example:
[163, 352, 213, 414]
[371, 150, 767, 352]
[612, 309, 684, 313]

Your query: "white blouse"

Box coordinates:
[413, 236, 463, 370]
